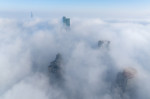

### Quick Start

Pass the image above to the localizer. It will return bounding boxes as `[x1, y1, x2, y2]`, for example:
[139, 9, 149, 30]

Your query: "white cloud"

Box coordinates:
[0, 17, 150, 99]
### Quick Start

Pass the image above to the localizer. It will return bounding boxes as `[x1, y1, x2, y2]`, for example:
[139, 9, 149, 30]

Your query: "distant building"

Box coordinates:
[111, 67, 137, 98]
[115, 72, 128, 93]
[62, 16, 70, 27]
[30, 12, 33, 18]
[98, 40, 110, 49]
[49, 53, 62, 75]
[115, 67, 137, 92]
[48, 53, 63, 84]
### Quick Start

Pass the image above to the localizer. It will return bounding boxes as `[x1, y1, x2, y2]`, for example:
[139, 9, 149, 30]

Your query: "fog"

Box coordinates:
[0, 17, 150, 99]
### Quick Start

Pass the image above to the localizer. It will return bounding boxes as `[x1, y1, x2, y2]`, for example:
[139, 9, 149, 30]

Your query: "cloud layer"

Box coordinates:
[0, 17, 150, 99]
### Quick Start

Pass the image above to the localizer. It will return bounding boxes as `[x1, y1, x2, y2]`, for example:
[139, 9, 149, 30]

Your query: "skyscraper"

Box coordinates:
[62, 16, 70, 27]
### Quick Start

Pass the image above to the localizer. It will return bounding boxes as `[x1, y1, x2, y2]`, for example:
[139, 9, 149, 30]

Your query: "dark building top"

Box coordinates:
[48, 53, 62, 80]
[115, 72, 128, 92]
[62, 16, 70, 27]
[112, 68, 137, 98]
[98, 40, 110, 48]
[31, 12, 33, 18]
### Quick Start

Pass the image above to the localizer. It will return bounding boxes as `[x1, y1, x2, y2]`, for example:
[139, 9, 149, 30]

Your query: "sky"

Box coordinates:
[0, 0, 150, 18]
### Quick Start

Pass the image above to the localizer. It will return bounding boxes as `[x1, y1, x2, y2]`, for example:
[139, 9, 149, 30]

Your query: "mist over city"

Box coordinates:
[0, 0, 150, 99]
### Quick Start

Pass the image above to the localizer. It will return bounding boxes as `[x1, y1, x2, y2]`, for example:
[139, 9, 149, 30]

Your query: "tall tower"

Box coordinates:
[48, 53, 63, 84]
[31, 12, 33, 18]
[112, 67, 137, 98]
[62, 16, 70, 27]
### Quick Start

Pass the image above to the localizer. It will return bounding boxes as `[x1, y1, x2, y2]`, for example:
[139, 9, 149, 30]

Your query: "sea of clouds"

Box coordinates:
[0, 17, 150, 99]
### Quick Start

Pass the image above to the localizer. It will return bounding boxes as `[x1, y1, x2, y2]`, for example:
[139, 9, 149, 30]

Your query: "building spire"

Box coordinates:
[31, 12, 33, 18]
